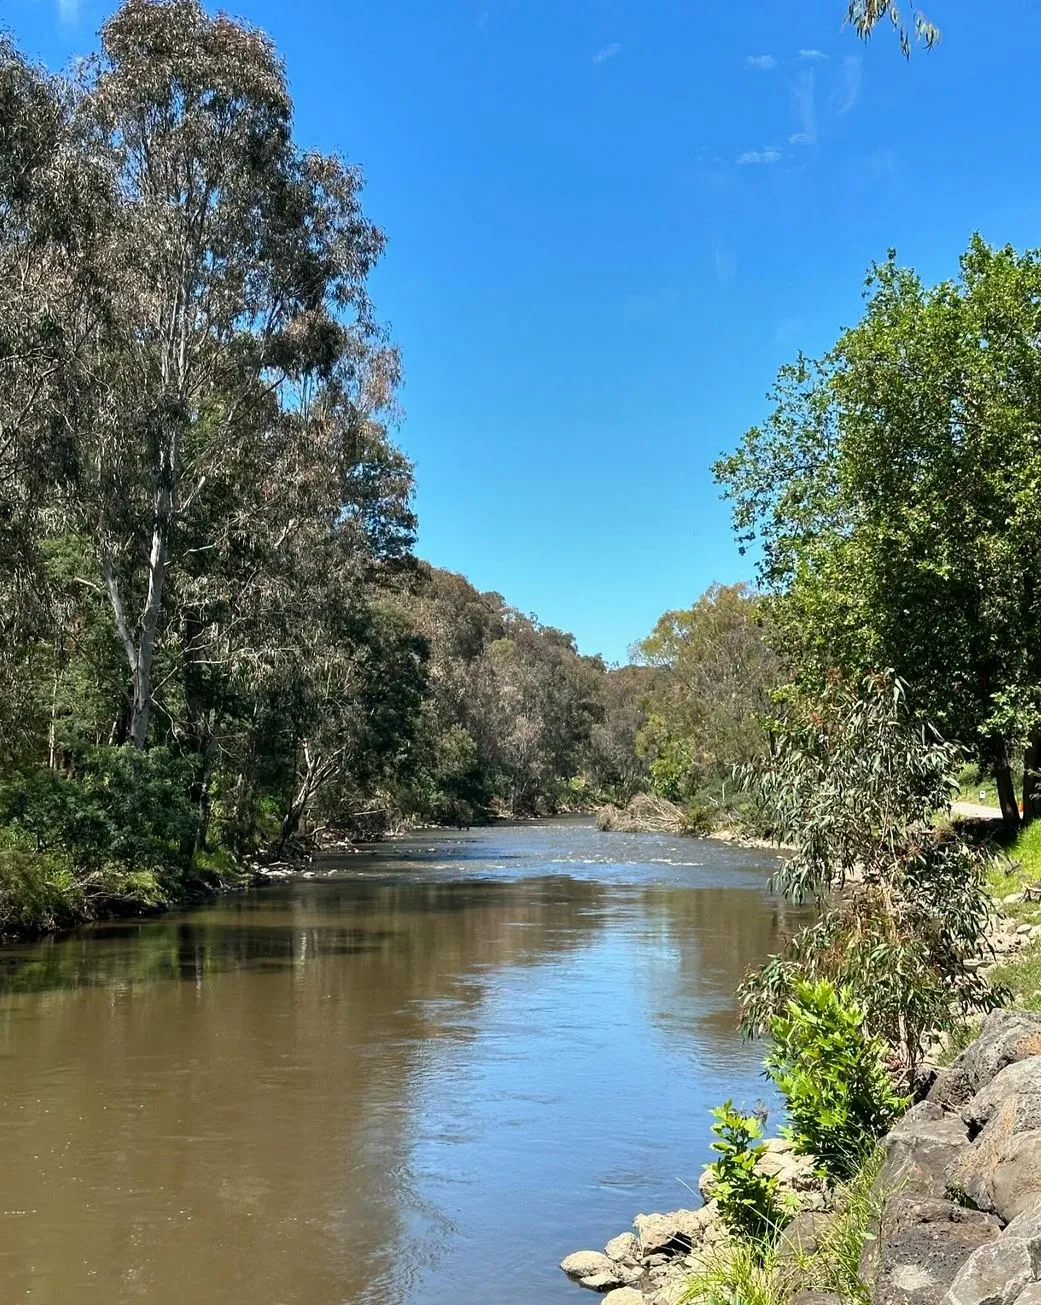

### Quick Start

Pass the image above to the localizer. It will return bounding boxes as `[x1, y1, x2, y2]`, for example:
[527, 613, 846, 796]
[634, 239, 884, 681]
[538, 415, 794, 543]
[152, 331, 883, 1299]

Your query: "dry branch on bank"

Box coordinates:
[596, 794, 687, 834]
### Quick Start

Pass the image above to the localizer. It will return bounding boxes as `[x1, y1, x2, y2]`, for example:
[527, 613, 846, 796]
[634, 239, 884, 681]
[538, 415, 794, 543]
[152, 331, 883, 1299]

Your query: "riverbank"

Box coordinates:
[558, 825, 1041, 1305]
[560, 1006, 1041, 1305]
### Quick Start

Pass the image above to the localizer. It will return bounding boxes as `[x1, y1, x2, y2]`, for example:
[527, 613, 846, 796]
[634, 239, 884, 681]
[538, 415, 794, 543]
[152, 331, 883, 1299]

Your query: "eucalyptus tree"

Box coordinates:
[740, 672, 1000, 1082]
[846, 2, 939, 51]
[716, 237, 1041, 829]
[74, 0, 389, 749]
[0, 39, 109, 750]
[634, 583, 778, 805]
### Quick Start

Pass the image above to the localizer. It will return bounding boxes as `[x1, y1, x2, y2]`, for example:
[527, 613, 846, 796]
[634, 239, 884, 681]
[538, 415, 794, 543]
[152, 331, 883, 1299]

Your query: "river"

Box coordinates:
[0, 817, 796, 1305]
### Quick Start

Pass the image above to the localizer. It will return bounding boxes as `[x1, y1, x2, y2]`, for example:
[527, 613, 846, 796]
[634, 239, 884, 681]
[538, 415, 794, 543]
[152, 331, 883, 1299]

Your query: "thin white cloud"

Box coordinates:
[592, 42, 622, 64]
[745, 54, 777, 71]
[791, 69, 817, 145]
[737, 148, 781, 165]
[835, 55, 862, 114]
[58, 0, 80, 19]
[799, 48, 828, 60]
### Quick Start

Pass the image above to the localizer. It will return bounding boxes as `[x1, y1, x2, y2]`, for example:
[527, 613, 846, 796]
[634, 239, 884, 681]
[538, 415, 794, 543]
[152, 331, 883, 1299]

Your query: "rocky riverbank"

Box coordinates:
[561, 1138, 829, 1304]
[561, 991, 1041, 1305]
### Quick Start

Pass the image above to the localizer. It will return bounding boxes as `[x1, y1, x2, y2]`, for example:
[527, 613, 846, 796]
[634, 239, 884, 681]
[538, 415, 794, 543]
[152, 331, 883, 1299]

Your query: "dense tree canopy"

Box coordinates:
[633, 583, 777, 814]
[716, 236, 1041, 828]
[0, 2, 632, 934]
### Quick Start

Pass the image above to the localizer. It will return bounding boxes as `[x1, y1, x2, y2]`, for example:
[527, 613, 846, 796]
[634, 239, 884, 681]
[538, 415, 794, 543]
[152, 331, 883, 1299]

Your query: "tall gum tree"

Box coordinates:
[75, 0, 387, 748]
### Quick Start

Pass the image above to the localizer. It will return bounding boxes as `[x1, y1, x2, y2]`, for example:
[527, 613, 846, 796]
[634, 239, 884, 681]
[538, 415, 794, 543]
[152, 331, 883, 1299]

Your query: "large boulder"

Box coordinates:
[777, 1210, 834, 1262]
[604, 1233, 640, 1264]
[944, 1235, 1034, 1305]
[561, 1251, 624, 1283]
[1002, 1199, 1041, 1272]
[602, 1291, 644, 1305]
[963, 1059, 1041, 1133]
[881, 1101, 970, 1199]
[930, 1012, 1041, 1110]
[868, 1196, 1001, 1305]
[634, 1207, 714, 1257]
[947, 1094, 1041, 1222]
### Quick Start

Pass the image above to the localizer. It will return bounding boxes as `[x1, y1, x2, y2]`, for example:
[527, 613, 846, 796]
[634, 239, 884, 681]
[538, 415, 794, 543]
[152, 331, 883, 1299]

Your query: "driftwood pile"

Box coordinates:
[595, 794, 686, 834]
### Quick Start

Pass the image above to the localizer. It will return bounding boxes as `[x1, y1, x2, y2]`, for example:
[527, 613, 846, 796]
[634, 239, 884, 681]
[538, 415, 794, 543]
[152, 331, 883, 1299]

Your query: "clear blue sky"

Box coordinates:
[9, 1, 1041, 662]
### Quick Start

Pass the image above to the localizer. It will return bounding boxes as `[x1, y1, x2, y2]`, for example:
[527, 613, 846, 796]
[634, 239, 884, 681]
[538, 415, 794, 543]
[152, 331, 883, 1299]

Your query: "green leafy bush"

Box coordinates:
[765, 979, 907, 1181]
[0, 847, 83, 935]
[707, 1101, 791, 1248]
[0, 746, 199, 877]
[680, 801, 716, 836]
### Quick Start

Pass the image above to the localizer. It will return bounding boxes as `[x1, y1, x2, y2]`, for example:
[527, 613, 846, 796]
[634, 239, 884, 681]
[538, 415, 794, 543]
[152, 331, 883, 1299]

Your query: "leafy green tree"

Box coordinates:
[717, 237, 1041, 829]
[765, 980, 907, 1181]
[634, 583, 777, 811]
[72, 0, 391, 748]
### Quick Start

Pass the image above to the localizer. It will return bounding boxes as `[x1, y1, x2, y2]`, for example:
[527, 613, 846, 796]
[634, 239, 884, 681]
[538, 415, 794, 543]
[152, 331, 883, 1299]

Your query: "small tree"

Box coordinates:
[707, 1102, 791, 1249]
[765, 979, 907, 1181]
[740, 671, 1004, 1082]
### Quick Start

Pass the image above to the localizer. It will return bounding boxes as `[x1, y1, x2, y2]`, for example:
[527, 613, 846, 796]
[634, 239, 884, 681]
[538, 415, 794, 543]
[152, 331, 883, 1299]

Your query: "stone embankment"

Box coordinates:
[561, 1007, 1041, 1305]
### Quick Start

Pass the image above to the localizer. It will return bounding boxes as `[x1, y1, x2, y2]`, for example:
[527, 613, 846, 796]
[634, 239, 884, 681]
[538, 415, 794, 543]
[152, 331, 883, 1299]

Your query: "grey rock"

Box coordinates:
[955, 1011, 1041, 1094]
[604, 1232, 640, 1263]
[882, 1101, 970, 1199]
[777, 1210, 834, 1262]
[602, 1291, 645, 1305]
[634, 1207, 713, 1256]
[963, 1059, 1041, 1132]
[869, 1196, 1001, 1305]
[581, 1269, 633, 1291]
[930, 1068, 975, 1112]
[562, 1251, 618, 1281]
[944, 1236, 1034, 1305]
[651, 1271, 691, 1305]
[1011, 1287, 1041, 1305]
[792, 1294, 842, 1305]
[1004, 1199, 1041, 1273]
[947, 1093, 1041, 1221]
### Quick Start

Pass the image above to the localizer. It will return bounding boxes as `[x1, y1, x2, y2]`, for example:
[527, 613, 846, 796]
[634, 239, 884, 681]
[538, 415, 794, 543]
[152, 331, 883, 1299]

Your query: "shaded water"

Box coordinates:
[0, 818, 799, 1305]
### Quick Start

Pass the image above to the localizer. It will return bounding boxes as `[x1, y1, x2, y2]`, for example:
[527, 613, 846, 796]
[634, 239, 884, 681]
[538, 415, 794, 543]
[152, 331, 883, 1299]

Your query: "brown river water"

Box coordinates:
[0, 817, 798, 1305]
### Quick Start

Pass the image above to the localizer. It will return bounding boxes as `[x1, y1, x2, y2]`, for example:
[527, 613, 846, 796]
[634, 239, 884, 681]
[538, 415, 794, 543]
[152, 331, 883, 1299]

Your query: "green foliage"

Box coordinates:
[708, 1102, 792, 1247]
[716, 237, 1041, 828]
[684, 1148, 884, 1305]
[680, 801, 717, 837]
[740, 672, 1004, 1079]
[765, 980, 907, 1181]
[0, 847, 83, 936]
[635, 583, 777, 822]
[0, 747, 199, 877]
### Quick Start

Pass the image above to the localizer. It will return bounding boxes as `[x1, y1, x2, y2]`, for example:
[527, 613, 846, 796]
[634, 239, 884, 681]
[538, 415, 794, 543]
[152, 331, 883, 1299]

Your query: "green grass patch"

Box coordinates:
[682, 1150, 883, 1305]
[982, 822, 1041, 1008]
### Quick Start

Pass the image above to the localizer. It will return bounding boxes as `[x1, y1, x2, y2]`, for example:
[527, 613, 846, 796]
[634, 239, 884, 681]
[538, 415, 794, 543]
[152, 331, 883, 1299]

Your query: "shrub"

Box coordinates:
[740, 672, 1004, 1081]
[765, 979, 907, 1181]
[681, 801, 716, 836]
[0, 746, 199, 876]
[0, 847, 83, 935]
[707, 1101, 792, 1248]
